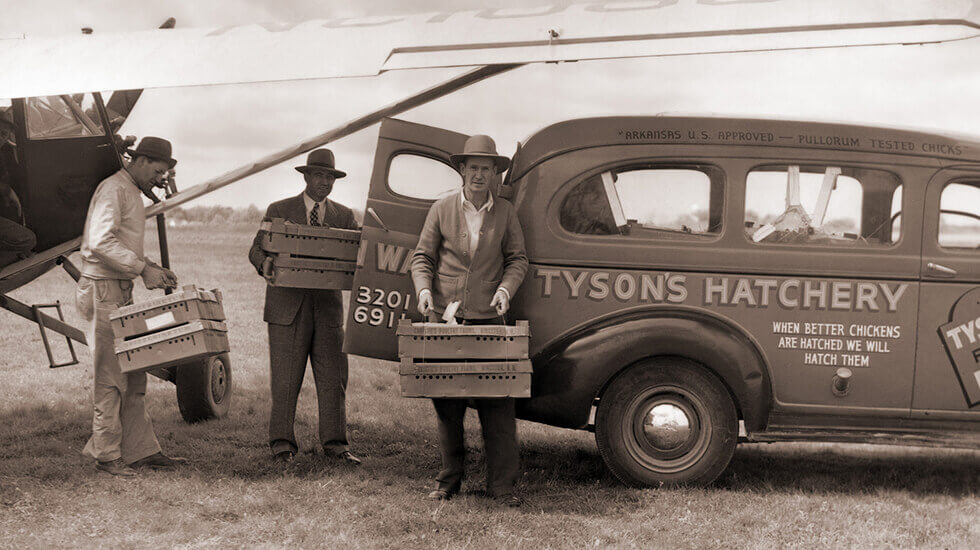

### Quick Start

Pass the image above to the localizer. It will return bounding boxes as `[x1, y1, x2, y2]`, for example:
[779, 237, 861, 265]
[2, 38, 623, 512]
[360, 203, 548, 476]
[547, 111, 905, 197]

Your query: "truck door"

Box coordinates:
[913, 169, 980, 418]
[343, 118, 469, 360]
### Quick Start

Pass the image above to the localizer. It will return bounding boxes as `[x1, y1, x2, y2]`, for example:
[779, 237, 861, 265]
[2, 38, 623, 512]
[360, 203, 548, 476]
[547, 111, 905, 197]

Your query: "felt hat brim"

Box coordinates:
[127, 148, 177, 169]
[294, 165, 346, 178]
[449, 153, 510, 173]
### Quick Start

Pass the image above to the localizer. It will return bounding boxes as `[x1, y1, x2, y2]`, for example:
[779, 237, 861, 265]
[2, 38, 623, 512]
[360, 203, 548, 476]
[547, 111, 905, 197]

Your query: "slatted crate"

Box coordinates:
[396, 320, 531, 398]
[260, 218, 361, 261]
[115, 320, 230, 374]
[264, 254, 355, 290]
[398, 359, 532, 398]
[109, 285, 224, 340]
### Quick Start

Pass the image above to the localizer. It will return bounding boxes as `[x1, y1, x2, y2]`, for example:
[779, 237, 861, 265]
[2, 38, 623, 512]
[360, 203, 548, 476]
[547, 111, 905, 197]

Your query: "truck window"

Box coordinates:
[938, 181, 980, 249]
[24, 94, 106, 139]
[744, 164, 902, 247]
[560, 165, 724, 239]
[387, 153, 461, 201]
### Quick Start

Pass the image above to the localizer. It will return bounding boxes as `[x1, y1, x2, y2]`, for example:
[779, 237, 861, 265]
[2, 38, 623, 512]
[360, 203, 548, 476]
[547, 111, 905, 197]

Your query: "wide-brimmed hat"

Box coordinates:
[449, 135, 510, 173]
[127, 136, 177, 169]
[295, 148, 346, 178]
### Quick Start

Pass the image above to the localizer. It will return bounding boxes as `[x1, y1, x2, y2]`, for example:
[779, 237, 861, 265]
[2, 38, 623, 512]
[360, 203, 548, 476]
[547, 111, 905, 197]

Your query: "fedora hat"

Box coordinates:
[127, 136, 177, 169]
[295, 148, 346, 178]
[449, 135, 510, 173]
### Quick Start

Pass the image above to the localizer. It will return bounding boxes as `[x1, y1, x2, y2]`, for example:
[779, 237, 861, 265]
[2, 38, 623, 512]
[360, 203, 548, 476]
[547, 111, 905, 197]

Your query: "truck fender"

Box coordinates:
[519, 309, 771, 431]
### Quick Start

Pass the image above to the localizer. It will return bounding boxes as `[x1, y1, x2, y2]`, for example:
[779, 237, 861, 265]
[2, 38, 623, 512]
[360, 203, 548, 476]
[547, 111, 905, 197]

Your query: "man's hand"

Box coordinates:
[141, 264, 167, 289]
[417, 289, 434, 315]
[490, 288, 510, 316]
[261, 256, 275, 282]
[161, 267, 178, 290]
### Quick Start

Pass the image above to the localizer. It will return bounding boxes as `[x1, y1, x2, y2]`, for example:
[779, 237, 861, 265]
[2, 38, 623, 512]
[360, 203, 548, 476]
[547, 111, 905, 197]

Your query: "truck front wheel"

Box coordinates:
[175, 353, 232, 423]
[595, 357, 737, 487]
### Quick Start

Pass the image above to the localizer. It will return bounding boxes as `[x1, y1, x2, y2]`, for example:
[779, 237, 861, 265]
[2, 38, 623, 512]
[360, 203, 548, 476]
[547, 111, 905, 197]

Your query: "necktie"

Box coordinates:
[310, 203, 320, 226]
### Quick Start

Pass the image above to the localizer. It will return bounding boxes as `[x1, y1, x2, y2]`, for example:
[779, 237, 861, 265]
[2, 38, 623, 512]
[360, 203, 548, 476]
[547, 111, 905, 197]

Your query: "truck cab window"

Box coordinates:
[387, 153, 461, 201]
[939, 181, 980, 249]
[560, 165, 723, 239]
[745, 164, 902, 247]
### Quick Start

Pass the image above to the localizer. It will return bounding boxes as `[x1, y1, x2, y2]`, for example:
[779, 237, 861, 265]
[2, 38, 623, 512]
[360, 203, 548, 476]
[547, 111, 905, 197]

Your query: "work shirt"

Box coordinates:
[302, 193, 328, 225]
[461, 190, 493, 256]
[79, 169, 146, 280]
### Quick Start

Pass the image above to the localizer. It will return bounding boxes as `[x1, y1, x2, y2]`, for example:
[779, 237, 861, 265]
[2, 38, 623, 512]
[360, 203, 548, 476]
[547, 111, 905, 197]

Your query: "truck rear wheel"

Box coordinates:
[175, 353, 232, 422]
[595, 357, 737, 487]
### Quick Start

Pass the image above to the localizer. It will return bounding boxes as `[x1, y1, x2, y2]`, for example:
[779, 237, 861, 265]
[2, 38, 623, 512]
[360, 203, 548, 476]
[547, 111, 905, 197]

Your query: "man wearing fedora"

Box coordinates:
[411, 135, 528, 507]
[248, 148, 361, 465]
[76, 136, 182, 476]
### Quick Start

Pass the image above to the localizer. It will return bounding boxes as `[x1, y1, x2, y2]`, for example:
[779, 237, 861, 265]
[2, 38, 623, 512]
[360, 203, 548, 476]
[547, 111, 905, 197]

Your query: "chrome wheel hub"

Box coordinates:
[643, 403, 692, 451]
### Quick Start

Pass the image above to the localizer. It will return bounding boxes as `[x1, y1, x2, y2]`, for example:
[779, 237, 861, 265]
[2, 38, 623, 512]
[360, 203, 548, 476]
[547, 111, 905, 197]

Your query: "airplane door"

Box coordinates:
[13, 93, 121, 250]
[913, 169, 980, 417]
[343, 118, 469, 360]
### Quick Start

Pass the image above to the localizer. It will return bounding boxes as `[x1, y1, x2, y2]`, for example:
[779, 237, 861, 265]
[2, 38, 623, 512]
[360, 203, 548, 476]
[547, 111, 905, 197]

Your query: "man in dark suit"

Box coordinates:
[411, 135, 528, 506]
[248, 148, 361, 465]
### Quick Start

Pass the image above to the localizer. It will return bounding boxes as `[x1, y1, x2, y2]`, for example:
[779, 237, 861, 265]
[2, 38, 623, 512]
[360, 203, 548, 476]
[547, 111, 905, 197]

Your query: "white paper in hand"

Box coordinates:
[442, 301, 460, 324]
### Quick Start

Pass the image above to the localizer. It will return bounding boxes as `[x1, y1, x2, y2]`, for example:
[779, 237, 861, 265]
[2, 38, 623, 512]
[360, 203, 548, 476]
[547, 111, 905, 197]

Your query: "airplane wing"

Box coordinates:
[103, 18, 177, 131]
[1, 0, 977, 98]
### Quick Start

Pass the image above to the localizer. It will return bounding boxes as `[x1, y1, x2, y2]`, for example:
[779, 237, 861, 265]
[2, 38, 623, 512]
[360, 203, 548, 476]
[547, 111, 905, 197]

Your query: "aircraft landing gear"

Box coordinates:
[174, 352, 232, 423]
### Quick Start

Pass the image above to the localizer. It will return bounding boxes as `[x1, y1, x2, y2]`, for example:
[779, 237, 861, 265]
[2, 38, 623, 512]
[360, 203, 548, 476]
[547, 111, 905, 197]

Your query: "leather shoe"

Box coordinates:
[273, 450, 295, 463]
[96, 458, 137, 477]
[128, 452, 187, 470]
[427, 489, 456, 501]
[332, 450, 362, 465]
[495, 494, 522, 508]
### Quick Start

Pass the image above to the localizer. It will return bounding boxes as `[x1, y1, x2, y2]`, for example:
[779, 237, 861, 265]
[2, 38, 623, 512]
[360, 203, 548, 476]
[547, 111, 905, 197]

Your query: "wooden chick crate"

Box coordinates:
[110, 285, 230, 374]
[259, 218, 360, 290]
[259, 218, 361, 261]
[262, 255, 355, 290]
[109, 285, 224, 340]
[115, 320, 230, 374]
[396, 319, 531, 398]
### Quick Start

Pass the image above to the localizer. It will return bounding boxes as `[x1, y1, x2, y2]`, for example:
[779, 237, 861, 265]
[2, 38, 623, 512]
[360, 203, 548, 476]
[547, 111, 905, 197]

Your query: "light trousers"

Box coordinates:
[76, 277, 161, 463]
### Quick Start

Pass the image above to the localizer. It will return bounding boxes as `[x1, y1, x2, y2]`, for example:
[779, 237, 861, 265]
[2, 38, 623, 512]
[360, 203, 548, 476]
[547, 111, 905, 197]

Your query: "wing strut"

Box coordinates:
[146, 63, 522, 216]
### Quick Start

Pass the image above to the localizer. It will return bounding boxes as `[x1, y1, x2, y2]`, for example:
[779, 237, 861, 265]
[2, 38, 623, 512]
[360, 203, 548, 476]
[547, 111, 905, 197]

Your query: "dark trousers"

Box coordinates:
[0, 216, 35, 267]
[268, 293, 348, 455]
[431, 315, 519, 496]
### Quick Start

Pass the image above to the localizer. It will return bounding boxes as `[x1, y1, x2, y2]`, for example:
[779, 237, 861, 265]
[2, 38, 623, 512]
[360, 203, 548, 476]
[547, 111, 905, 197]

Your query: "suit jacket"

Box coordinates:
[248, 193, 359, 327]
[411, 191, 528, 319]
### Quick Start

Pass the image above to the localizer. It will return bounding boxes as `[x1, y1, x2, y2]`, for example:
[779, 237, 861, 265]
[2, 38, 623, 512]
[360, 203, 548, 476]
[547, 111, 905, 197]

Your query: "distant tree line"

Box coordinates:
[165, 205, 264, 225]
[165, 205, 364, 225]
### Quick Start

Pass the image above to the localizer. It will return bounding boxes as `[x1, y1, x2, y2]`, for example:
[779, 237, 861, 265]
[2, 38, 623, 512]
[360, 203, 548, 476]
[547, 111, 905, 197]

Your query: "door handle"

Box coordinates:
[367, 207, 389, 232]
[926, 262, 957, 278]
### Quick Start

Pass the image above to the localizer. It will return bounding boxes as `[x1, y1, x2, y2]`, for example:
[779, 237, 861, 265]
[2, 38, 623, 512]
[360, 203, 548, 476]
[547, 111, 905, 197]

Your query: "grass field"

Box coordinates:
[1, 224, 977, 549]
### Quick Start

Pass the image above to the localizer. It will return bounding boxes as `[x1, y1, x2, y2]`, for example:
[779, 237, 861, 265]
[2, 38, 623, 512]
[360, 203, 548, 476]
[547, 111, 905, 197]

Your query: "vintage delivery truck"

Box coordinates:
[345, 115, 980, 487]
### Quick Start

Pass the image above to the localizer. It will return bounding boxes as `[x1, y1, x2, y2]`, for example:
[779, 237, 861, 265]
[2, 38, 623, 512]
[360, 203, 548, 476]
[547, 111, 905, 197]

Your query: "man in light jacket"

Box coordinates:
[411, 135, 528, 506]
[76, 137, 182, 476]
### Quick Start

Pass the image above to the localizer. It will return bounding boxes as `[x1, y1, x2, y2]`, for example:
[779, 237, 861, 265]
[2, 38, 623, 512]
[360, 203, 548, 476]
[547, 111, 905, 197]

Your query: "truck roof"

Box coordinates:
[510, 115, 980, 180]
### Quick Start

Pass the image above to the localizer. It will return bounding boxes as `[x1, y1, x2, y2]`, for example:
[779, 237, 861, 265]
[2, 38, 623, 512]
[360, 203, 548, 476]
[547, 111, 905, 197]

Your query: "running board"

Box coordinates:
[746, 427, 980, 450]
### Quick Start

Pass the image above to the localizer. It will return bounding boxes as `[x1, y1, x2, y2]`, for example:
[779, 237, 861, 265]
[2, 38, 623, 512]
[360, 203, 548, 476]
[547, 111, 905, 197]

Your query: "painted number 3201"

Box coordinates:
[353, 286, 412, 328]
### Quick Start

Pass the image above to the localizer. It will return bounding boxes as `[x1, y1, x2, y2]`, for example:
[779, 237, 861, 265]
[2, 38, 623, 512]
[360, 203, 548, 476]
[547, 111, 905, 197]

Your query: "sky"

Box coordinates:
[2, 0, 979, 213]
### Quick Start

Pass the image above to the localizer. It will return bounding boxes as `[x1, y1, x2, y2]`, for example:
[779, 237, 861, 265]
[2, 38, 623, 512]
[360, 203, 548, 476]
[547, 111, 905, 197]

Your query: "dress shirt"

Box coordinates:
[79, 169, 146, 280]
